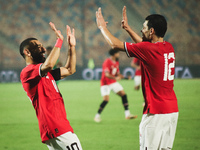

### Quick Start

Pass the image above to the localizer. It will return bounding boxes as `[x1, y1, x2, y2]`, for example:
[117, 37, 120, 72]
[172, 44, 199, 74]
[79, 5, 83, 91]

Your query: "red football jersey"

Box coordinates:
[101, 58, 119, 86]
[20, 64, 73, 143]
[125, 41, 178, 114]
[132, 58, 141, 76]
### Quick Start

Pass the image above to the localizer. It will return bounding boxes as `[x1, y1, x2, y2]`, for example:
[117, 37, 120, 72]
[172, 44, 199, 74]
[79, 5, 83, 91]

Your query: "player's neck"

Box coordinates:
[110, 56, 116, 62]
[25, 57, 35, 66]
[151, 36, 164, 43]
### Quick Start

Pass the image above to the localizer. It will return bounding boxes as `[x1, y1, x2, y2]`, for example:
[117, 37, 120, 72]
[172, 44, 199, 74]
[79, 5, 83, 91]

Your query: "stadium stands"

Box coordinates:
[0, 0, 199, 69]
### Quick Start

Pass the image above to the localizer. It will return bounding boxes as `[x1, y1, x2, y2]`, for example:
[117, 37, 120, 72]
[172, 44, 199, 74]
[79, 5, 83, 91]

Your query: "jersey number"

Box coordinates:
[66, 142, 80, 150]
[112, 67, 117, 75]
[163, 52, 175, 81]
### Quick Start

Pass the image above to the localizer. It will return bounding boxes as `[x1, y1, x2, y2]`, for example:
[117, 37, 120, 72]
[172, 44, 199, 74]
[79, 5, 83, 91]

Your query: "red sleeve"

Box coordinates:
[102, 59, 110, 73]
[20, 64, 43, 101]
[124, 42, 151, 62]
[20, 63, 42, 83]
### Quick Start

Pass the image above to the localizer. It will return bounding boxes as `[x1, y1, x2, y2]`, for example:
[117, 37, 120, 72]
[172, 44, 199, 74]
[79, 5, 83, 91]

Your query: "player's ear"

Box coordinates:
[150, 28, 155, 35]
[24, 49, 31, 57]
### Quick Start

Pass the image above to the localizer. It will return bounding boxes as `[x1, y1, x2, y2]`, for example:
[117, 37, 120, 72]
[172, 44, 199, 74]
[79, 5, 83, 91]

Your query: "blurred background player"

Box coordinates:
[131, 57, 145, 106]
[94, 49, 137, 123]
[46, 46, 63, 85]
[131, 57, 141, 90]
[20, 22, 82, 150]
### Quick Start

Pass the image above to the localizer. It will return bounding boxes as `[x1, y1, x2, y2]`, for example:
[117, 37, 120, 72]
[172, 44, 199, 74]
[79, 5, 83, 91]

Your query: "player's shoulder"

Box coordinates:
[163, 41, 173, 48]
[155, 41, 173, 47]
[22, 64, 36, 71]
[160, 41, 174, 52]
[21, 64, 41, 76]
[103, 58, 111, 64]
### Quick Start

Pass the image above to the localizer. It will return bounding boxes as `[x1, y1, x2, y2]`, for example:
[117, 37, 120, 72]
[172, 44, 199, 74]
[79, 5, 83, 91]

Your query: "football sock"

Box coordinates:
[121, 94, 129, 110]
[97, 100, 108, 114]
[125, 110, 131, 117]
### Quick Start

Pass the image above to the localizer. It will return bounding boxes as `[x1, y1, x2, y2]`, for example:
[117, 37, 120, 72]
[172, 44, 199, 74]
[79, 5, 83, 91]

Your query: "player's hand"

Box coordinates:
[49, 22, 64, 40]
[115, 76, 121, 81]
[127, 75, 132, 80]
[96, 7, 108, 29]
[121, 6, 130, 30]
[66, 25, 76, 47]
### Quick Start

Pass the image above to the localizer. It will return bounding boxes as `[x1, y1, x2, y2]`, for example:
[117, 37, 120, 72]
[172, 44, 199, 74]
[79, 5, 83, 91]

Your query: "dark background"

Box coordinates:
[0, 0, 199, 82]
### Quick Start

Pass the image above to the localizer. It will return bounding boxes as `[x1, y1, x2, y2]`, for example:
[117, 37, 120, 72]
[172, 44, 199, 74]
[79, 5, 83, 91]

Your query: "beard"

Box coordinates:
[31, 51, 46, 63]
[116, 57, 119, 62]
[142, 36, 151, 42]
[142, 33, 151, 42]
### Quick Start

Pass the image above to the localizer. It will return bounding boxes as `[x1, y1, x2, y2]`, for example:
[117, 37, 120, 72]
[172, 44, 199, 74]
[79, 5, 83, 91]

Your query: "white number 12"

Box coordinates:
[163, 52, 175, 81]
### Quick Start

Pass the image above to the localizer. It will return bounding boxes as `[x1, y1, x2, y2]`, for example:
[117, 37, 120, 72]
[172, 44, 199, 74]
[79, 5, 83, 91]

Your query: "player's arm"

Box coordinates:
[105, 72, 121, 80]
[121, 6, 142, 43]
[59, 25, 76, 79]
[96, 8, 124, 51]
[131, 61, 140, 70]
[40, 22, 64, 77]
[117, 74, 132, 80]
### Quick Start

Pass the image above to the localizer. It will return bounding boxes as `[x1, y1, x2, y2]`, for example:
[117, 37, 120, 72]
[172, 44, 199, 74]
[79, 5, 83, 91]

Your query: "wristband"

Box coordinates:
[54, 38, 63, 49]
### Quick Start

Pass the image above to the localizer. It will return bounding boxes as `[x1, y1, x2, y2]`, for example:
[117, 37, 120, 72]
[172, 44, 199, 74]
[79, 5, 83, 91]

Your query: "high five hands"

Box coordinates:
[49, 22, 76, 47]
[66, 25, 76, 47]
[121, 6, 130, 30]
[96, 6, 129, 30]
[49, 22, 64, 41]
[96, 7, 108, 29]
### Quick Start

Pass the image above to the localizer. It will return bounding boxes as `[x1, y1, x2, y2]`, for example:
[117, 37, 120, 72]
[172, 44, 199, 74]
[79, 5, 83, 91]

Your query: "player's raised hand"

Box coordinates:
[121, 6, 129, 30]
[96, 7, 108, 29]
[49, 22, 64, 40]
[66, 25, 76, 47]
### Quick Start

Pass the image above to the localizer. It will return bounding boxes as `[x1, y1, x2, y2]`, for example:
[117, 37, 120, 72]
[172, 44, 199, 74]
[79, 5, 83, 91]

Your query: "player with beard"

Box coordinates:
[94, 49, 137, 123]
[96, 6, 178, 150]
[20, 22, 82, 150]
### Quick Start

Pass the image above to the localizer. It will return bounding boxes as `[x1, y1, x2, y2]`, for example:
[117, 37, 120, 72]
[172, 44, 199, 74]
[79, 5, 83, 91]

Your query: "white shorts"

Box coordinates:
[139, 112, 178, 150]
[134, 75, 141, 87]
[100, 82, 123, 97]
[45, 132, 82, 150]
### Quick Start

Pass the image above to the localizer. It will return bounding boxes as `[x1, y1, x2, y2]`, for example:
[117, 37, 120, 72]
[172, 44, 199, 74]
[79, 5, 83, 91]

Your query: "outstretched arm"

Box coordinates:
[41, 22, 64, 77]
[96, 8, 125, 51]
[59, 25, 76, 79]
[121, 6, 142, 43]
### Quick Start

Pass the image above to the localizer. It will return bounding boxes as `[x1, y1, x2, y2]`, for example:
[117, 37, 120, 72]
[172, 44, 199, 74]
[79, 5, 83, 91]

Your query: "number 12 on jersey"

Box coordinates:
[163, 52, 175, 81]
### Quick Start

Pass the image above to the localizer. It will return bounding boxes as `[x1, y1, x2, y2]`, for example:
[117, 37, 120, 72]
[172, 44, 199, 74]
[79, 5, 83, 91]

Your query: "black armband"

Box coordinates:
[51, 68, 61, 81]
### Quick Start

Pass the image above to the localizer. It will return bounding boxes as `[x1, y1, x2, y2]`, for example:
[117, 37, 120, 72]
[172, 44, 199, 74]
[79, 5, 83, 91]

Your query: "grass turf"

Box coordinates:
[0, 79, 200, 150]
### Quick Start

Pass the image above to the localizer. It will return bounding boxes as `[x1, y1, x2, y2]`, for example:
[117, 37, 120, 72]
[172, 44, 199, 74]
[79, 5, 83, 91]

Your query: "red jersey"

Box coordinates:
[101, 58, 120, 86]
[125, 41, 178, 114]
[20, 64, 73, 143]
[132, 58, 141, 76]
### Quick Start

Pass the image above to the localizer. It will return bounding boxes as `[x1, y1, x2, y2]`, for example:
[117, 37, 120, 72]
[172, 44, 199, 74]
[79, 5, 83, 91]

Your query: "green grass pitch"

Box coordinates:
[0, 79, 200, 150]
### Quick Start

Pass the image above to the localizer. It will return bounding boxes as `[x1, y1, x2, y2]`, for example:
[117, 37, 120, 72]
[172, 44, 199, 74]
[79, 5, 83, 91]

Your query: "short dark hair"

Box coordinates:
[145, 14, 167, 37]
[19, 37, 37, 58]
[109, 49, 119, 56]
